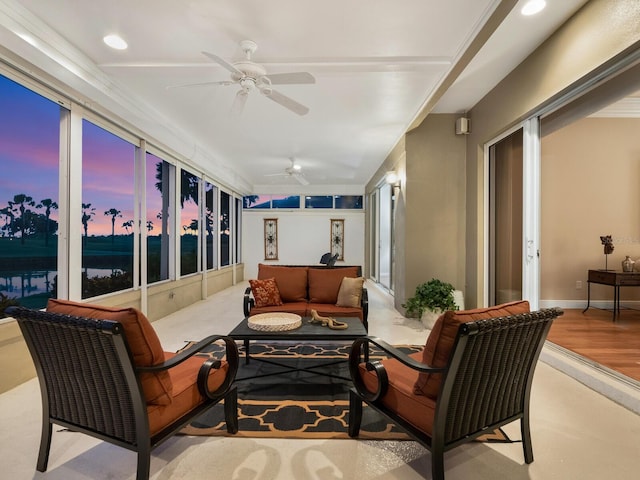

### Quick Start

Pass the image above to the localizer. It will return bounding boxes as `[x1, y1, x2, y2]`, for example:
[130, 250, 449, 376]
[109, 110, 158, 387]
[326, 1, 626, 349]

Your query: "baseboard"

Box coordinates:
[539, 299, 640, 309]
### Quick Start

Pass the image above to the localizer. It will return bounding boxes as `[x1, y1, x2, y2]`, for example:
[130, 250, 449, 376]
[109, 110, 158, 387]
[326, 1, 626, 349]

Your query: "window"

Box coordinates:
[82, 120, 135, 298]
[180, 169, 200, 276]
[305, 195, 333, 208]
[335, 195, 363, 209]
[272, 195, 300, 208]
[220, 191, 231, 266]
[205, 181, 218, 270]
[147, 153, 174, 283]
[0, 74, 61, 310]
[243, 195, 271, 209]
[235, 197, 242, 263]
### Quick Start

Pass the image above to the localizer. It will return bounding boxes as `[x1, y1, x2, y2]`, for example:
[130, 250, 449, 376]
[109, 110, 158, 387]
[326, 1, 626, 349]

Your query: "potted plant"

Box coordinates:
[402, 278, 459, 328]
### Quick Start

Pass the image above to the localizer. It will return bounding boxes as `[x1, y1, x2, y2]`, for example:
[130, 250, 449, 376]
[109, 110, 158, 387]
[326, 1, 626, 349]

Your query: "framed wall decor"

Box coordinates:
[330, 218, 344, 261]
[263, 218, 278, 260]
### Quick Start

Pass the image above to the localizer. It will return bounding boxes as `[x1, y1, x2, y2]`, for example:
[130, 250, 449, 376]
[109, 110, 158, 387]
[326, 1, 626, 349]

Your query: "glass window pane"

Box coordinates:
[82, 120, 135, 298]
[305, 195, 333, 208]
[243, 195, 271, 208]
[272, 195, 300, 208]
[180, 169, 199, 276]
[0, 74, 60, 311]
[206, 182, 217, 270]
[235, 197, 242, 263]
[146, 153, 174, 283]
[220, 191, 230, 266]
[335, 195, 363, 209]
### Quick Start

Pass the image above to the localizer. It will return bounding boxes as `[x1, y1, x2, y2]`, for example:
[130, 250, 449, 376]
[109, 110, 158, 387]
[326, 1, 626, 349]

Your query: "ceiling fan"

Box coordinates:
[265, 158, 310, 185]
[174, 40, 315, 116]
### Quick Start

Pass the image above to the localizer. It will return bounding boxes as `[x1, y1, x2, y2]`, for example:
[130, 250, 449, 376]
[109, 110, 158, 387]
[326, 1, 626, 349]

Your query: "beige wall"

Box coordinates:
[466, 0, 640, 307]
[400, 114, 466, 311]
[542, 117, 640, 303]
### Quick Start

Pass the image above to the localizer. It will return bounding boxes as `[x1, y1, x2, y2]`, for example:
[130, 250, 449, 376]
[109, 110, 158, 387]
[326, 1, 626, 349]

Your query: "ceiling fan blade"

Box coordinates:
[265, 72, 316, 85]
[263, 89, 309, 116]
[166, 80, 233, 89]
[231, 90, 249, 116]
[202, 51, 243, 76]
[293, 173, 310, 186]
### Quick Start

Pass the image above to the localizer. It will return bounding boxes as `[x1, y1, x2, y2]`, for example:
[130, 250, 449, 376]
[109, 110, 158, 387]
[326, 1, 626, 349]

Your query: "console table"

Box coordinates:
[583, 269, 640, 320]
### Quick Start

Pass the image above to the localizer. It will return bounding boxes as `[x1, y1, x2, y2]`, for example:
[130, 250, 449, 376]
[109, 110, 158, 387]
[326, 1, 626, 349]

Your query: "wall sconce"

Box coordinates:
[385, 171, 401, 190]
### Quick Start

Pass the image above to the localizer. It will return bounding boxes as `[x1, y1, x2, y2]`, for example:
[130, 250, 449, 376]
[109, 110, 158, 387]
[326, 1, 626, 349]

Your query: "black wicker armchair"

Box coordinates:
[7, 301, 239, 480]
[348, 302, 562, 480]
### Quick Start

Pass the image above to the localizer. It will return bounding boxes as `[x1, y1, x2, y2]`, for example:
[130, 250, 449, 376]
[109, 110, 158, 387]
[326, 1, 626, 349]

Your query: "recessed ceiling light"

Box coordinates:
[521, 0, 546, 16]
[103, 34, 128, 50]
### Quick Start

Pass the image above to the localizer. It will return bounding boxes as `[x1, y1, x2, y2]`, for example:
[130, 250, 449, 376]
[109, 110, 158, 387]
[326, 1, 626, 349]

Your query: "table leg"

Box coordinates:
[244, 339, 250, 365]
[613, 286, 619, 322]
[582, 281, 591, 313]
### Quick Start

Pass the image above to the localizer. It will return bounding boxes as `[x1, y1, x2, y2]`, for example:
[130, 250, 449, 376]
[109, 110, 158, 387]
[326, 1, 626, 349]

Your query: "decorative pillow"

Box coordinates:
[413, 300, 530, 399]
[308, 266, 360, 304]
[46, 298, 173, 406]
[336, 276, 365, 307]
[249, 278, 283, 307]
[258, 264, 308, 302]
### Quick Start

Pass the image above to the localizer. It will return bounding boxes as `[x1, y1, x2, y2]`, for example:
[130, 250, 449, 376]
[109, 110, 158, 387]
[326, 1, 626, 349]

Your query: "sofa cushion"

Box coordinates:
[307, 303, 363, 321]
[308, 266, 359, 304]
[413, 300, 530, 399]
[250, 302, 309, 318]
[359, 352, 437, 435]
[249, 278, 283, 307]
[46, 299, 173, 406]
[258, 264, 308, 302]
[336, 276, 365, 307]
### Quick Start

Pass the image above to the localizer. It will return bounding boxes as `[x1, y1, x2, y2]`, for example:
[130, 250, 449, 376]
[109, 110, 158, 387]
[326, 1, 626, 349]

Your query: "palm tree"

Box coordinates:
[122, 219, 133, 234]
[11, 194, 35, 244]
[81, 203, 95, 244]
[0, 206, 14, 238]
[37, 198, 58, 246]
[104, 208, 122, 243]
[146, 220, 154, 232]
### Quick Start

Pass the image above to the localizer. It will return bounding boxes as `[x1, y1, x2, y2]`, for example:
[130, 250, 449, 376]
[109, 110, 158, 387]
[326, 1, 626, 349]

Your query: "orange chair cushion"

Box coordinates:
[308, 266, 359, 304]
[414, 300, 530, 399]
[249, 278, 283, 307]
[147, 352, 229, 436]
[258, 264, 308, 302]
[46, 299, 173, 406]
[359, 351, 437, 435]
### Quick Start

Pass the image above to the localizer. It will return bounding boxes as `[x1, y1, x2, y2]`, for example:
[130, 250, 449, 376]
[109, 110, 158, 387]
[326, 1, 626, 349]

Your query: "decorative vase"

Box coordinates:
[622, 256, 635, 272]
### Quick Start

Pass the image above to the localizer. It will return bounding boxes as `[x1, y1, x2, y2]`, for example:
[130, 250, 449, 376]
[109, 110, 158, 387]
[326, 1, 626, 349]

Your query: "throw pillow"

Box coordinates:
[336, 276, 365, 307]
[249, 277, 283, 307]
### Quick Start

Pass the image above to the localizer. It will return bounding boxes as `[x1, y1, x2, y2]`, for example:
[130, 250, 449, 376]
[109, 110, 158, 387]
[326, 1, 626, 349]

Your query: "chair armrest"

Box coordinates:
[361, 287, 369, 330]
[137, 334, 239, 400]
[243, 286, 254, 317]
[349, 336, 445, 402]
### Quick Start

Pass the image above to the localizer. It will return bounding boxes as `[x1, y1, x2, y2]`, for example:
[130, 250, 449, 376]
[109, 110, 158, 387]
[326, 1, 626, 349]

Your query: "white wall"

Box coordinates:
[242, 211, 365, 279]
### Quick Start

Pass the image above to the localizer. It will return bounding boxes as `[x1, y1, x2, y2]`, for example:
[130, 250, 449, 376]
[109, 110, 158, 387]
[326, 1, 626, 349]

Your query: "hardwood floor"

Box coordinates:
[546, 307, 640, 383]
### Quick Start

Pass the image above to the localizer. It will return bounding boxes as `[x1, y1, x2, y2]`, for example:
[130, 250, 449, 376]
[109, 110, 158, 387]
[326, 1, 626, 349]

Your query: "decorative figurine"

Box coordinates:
[600, 235, 614, 270]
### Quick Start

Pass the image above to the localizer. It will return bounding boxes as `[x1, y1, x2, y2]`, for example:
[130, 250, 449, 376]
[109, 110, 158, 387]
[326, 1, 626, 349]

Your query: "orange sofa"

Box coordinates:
[244, 263, 368, 330]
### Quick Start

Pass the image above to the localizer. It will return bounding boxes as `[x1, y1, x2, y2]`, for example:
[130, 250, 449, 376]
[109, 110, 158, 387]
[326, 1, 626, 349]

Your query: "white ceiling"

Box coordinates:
[0, 0, 589, 193]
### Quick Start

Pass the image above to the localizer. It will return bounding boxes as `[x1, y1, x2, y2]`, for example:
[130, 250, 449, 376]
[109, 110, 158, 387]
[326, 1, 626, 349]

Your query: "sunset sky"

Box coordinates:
[0, 74, 199, 237]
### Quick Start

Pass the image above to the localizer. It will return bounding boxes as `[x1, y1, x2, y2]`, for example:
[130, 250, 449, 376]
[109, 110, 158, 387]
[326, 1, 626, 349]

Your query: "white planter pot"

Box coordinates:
[420, 290, 465, 330]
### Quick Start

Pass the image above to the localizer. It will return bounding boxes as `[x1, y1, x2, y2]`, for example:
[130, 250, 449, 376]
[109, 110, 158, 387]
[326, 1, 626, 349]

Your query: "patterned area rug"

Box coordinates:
[180, 342, 512, 442]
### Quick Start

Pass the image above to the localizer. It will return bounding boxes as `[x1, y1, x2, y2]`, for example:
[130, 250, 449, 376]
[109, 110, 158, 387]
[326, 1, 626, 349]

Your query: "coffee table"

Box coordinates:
[228, 316, 368, 381]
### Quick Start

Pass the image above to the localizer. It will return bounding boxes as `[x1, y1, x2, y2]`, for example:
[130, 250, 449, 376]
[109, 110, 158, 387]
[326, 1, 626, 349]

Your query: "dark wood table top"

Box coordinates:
[228, 316, 367, 341]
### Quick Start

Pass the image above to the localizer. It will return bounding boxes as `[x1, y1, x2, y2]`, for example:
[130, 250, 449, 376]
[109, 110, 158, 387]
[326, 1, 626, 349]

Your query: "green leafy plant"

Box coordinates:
[402, 278, 457, 318]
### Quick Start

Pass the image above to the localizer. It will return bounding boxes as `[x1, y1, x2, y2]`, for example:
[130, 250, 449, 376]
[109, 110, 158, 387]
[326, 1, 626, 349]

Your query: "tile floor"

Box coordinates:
[1, 281, 640, 479]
